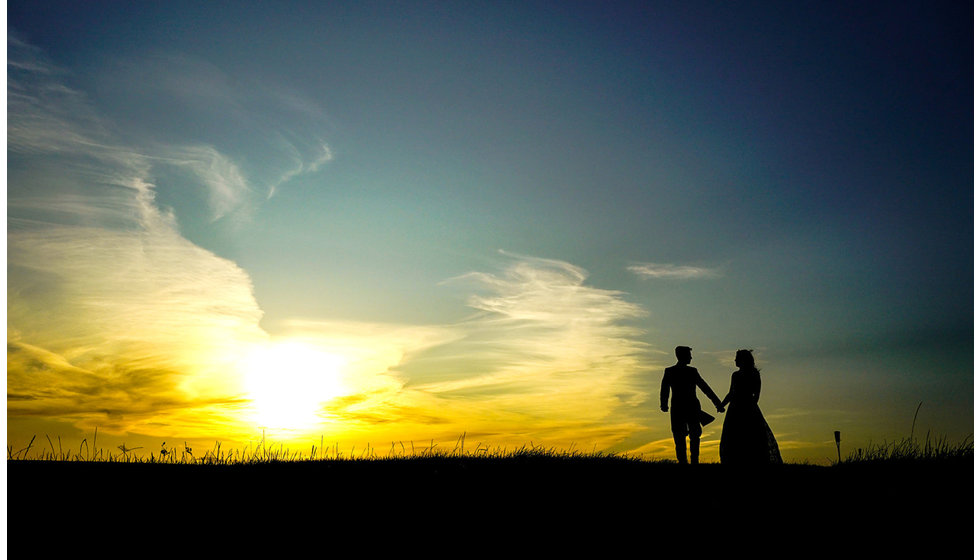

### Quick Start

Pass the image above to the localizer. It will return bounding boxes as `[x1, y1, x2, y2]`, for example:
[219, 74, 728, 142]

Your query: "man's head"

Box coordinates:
[675, 346, 692, 364]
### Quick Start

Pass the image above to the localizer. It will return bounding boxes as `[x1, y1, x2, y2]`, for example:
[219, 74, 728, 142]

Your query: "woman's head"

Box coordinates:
[735, 349, 755, 369]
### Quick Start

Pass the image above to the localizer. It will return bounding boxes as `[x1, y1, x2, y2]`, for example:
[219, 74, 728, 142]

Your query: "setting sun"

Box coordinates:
[240, 341, 348, 431]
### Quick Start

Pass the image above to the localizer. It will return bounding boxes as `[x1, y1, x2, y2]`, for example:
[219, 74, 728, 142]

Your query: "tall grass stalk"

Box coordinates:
[843, 432, 973, 464]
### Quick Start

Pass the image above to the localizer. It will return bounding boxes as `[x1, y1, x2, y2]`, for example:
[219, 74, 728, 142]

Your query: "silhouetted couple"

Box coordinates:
[661, 346, 781, 465]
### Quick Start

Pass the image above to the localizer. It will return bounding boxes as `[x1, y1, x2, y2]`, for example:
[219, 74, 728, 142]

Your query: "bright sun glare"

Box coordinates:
[240, 340, 348, 431]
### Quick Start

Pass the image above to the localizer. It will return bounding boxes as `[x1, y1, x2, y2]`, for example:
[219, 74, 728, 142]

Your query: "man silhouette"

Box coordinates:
[661, 346, 724, 464]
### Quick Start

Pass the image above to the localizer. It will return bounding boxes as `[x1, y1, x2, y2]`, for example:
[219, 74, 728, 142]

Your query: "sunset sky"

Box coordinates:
[7, 2, 973, 463]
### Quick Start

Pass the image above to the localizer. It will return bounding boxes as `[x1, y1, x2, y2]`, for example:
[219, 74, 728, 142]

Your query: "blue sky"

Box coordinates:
[7, 1, 973, 461]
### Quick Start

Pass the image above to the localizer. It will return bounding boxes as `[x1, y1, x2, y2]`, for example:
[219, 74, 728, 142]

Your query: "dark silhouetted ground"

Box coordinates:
[8, 457, 971, 555]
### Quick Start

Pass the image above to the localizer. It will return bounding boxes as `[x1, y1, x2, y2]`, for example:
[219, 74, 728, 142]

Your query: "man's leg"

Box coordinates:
[670, 412, 688, 464]
[689, 419, 702, 464]
[673, 434, 687, 464]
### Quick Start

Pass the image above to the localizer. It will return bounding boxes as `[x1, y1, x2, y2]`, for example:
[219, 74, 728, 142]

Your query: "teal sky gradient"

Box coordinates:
[7, 1, 973, 462]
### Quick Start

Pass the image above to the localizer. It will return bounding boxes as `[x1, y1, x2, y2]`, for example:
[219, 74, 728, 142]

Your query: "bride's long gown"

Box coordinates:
[719, 369, 781, 465]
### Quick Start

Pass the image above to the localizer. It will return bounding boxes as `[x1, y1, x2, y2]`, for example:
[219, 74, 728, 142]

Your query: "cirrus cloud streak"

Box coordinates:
[627, 262, 722, 280]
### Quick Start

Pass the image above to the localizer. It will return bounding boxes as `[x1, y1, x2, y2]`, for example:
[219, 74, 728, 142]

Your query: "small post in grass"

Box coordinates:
[834, 430, 841, 464]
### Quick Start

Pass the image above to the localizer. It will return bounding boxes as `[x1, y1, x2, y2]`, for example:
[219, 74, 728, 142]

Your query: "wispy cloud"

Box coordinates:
[362, 252, 655, 447]
[627, 262, 722, 280]
[155, 145, 252, 221]
[8, 39, 253, 225]
[92, 50, 335, 200]
[8, 37, 109, 157]
[266, 137, 334, 198]
[8, 35, 335, 222]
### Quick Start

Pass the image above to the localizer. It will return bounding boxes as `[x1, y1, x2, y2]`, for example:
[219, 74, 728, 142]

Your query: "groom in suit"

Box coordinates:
[661, 346, 725, 464]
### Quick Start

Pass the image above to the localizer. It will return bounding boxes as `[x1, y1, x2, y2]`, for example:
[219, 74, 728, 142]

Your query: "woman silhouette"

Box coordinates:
[719, 349, 781, 465]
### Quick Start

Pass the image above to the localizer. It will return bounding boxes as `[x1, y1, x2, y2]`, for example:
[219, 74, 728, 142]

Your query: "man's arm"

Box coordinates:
[660, 370, 670, 411]
[696, 372, 724, 410]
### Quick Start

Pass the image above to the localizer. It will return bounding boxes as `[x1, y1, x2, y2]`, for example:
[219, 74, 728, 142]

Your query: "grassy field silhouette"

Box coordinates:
[8, 431, 971, 555]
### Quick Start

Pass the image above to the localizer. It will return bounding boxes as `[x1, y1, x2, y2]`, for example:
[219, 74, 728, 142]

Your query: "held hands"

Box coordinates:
[716, 405, 726, 413]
